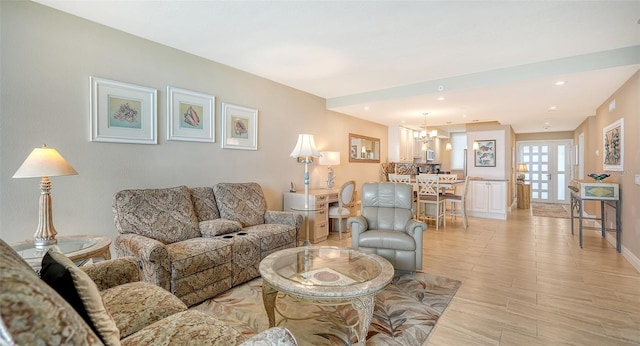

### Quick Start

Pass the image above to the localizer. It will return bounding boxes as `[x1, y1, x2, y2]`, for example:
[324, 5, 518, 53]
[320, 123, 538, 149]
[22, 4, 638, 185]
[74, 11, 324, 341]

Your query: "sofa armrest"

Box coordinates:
[265, 211, 303, 231]
[240, 327, 298, 346]
[81, 256, 140, 291]
[115, 234, 171, 291]
[404, 219, 427, 236]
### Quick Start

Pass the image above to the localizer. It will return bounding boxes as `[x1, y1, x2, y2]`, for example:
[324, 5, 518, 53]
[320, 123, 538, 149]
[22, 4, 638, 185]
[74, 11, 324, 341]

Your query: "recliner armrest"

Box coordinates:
[115, 234, 171, 291]
[81, 257, 140, 291]
[404, 219, 427, 236]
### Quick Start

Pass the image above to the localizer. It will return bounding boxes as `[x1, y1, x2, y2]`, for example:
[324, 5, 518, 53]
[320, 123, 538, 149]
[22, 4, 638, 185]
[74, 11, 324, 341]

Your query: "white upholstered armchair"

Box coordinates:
[348, 182, 427, 271]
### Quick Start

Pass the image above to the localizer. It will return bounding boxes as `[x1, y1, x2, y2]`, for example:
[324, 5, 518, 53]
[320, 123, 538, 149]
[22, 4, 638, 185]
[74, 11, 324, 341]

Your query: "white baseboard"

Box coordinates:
[582, 211, 640, 273]
[605, 233, 640, 273]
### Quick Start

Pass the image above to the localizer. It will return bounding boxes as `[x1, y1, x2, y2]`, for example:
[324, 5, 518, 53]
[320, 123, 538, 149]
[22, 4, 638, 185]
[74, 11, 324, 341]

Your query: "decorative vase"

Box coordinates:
[587, 173, 610, 182]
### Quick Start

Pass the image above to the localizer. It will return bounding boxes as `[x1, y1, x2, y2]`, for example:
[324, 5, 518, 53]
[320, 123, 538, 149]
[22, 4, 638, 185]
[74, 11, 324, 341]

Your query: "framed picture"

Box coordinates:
[90, 76, 157, 144]
[166, 86, 215, 142]
[474, 139, 496, 167]
[603, 118, 623, 171]
[221, 102, 258, 150]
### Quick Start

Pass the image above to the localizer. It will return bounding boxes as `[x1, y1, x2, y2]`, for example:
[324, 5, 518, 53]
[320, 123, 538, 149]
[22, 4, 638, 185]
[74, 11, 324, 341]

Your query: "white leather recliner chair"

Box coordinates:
[349, 182, 427, 272]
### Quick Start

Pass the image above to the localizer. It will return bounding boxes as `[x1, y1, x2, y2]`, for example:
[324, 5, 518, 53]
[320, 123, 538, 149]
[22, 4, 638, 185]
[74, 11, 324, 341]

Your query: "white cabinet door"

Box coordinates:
[467, 180, 507, 220]
[469, 181, 489, 212]
[487, 181, 506, 214]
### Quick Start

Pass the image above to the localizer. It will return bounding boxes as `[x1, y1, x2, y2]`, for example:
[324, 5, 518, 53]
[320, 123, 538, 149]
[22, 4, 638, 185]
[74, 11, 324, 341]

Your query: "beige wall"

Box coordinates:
[515, 131, 574, 142]
[0, 1, 387, 244]
[580, 71, 639, 260]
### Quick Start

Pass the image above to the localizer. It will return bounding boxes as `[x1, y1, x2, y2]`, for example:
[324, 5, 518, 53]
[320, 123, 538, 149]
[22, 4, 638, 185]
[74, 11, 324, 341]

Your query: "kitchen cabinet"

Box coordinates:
[388, 126, 415, 162]
[467, 180, 507, 220]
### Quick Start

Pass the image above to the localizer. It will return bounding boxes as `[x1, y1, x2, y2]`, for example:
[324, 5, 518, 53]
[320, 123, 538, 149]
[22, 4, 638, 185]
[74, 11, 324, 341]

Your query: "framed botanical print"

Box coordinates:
[90, 76, 157, 144]
[221, 102, 258, 150]
[603, 118, 623, 171]
[166, 86, 215, 142]
[474, 139, 496, 167]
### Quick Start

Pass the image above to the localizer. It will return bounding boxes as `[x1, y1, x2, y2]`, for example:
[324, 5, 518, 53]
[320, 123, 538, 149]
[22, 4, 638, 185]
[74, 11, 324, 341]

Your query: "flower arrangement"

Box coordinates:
[587, 173, 610, 182]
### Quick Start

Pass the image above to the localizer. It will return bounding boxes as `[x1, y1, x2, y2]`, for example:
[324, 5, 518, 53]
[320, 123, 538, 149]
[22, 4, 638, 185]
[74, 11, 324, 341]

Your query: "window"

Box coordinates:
[451, 133, 467, 170]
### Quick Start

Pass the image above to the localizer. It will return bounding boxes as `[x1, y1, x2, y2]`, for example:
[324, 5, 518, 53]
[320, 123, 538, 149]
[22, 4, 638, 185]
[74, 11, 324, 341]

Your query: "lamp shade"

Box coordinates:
[319, 151, 340, 166]
[290, 134, 321, 158]
[13, 145, 78, 178]
[517, 163, 529, 173]
[445, 142, 452, 151]
[472, 141, 480, 151]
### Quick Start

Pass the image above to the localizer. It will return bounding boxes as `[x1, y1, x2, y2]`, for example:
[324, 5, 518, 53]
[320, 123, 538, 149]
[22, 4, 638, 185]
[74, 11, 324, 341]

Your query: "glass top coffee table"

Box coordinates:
[259, 246, 394, 345]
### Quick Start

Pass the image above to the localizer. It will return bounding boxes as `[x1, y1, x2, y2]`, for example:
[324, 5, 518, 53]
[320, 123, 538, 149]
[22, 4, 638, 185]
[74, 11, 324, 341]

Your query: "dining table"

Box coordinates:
[408, 177, 465, 227]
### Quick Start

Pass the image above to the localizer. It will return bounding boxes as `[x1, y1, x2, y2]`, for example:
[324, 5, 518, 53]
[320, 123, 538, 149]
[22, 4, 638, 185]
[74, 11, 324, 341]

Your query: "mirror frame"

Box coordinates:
[348, 133, 381, 163]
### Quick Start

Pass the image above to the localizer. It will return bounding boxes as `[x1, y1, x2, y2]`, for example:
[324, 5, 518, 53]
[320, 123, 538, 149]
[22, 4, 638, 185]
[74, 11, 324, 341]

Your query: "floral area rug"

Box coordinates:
[192, 272, 461, 345]
[531, 203, 571, 219]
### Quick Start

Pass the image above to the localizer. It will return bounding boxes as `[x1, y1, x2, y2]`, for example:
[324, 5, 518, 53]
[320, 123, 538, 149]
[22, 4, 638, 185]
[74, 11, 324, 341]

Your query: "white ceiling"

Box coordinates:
[35, 0, 640, 133]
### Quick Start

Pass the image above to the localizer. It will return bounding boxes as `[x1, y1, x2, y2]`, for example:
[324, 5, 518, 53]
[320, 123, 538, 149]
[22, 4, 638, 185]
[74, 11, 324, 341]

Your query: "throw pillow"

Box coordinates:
[199, 219, 242, 237]
[40, 249, 121, 346]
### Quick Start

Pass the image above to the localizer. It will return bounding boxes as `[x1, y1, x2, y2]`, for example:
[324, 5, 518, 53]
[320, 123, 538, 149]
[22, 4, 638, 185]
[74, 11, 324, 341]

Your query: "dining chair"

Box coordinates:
[415, 174, 446, 230]
[328, 180, 356, 240]
[443, 176, 470, 229]
[439, 174, 458, 194]
[388, 173, 411, 183]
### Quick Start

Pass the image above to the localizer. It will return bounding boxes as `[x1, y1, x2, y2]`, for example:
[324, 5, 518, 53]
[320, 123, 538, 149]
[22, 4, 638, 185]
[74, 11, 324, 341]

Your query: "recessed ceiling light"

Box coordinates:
[437, 97, 445, 101]
[554, 80, 566, 86]
[548, 106, 557, 111]
[364, 106, 370, 111]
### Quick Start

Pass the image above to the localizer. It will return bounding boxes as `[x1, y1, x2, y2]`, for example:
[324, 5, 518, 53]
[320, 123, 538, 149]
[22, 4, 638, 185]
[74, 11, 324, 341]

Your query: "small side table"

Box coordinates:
[517, 183, 531, 209]
[12, 235, 111, 270]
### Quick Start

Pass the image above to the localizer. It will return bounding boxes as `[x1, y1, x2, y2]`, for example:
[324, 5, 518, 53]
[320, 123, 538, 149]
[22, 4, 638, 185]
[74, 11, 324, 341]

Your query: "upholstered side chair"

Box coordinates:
[327, 180, 356, 240]
[349, 182, 427, 272]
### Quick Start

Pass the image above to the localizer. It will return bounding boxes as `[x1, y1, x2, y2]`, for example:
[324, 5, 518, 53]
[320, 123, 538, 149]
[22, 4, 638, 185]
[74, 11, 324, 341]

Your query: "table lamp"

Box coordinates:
[13, 144, 78, 247]
[290, 134, 321, 245]
[319, 151, 340, 189]
[517, 163, 529, 183]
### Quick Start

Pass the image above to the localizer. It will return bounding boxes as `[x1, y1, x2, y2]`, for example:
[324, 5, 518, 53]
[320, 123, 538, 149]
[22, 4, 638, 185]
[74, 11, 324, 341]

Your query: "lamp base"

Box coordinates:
[34, 237, 57, 248]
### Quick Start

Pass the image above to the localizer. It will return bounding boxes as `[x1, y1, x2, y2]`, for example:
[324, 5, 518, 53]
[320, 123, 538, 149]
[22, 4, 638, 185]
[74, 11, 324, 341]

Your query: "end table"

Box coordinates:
[12, 235, 111, 270]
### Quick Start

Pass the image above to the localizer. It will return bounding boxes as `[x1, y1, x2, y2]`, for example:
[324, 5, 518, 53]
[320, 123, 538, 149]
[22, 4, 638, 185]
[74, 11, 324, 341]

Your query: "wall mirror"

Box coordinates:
[349, 133, 380, 163]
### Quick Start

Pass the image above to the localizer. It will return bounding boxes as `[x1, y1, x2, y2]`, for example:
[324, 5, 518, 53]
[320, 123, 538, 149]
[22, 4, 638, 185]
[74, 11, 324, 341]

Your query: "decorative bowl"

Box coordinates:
[587, 173, 610, 182]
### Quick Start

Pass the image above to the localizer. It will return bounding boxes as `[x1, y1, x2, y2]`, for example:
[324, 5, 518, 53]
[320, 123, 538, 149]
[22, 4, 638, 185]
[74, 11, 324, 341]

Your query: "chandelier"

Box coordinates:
[414, 112, 435, 146]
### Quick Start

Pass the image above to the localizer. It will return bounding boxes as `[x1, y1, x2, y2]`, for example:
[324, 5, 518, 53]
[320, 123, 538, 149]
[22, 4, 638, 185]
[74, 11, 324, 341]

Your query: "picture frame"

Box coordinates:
[603, 118, 623, 171]
[221, 102, 258, 150]
[166, 86, 215, 142]
[90, 76, 157, 144]
[474, 139, 496, 167]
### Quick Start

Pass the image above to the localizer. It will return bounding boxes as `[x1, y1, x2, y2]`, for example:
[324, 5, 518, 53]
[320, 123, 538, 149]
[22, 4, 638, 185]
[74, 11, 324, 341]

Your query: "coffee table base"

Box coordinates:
[262, 281, 375, 345]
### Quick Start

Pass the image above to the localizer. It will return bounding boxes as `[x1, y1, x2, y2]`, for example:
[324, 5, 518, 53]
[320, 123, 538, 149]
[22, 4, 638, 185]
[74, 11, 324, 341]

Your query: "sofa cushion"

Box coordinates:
[101, 281, 187, 339]
[199, 219, 242, 237]
[189, 187, 220, 221]
[112, 185, 200, 244]
[40, 249, 120, 346]
[120, 310, 242, 346]
[242, 224, 297, 254]
[213, 183, 267, 227]
[0, 239, 103, 345]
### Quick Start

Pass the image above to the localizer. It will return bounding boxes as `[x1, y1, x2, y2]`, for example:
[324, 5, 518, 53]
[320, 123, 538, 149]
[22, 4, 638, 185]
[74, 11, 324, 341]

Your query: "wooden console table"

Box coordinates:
[516, 183, 530, 209]
[284, 189, 339, 243]
[570, 191, 621, 252]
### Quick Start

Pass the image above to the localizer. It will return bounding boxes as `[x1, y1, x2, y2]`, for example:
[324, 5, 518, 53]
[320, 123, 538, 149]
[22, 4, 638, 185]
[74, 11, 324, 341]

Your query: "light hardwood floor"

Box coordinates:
[322, 207, 640, 345]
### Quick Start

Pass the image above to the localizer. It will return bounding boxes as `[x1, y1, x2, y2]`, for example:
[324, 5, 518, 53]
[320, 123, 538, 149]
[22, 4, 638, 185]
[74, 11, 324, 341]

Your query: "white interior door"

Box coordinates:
[518, 140, 573, 204]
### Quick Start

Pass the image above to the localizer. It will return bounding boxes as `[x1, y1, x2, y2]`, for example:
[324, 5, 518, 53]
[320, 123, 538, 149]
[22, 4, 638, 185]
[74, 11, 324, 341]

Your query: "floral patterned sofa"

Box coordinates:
[112, 182, 302, 306]
[0, 238, 297, 345]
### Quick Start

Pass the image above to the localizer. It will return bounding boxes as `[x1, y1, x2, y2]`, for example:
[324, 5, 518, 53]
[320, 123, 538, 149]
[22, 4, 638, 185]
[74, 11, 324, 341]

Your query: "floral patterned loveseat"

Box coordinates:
[0, 238, 297, 345]
[112, 182, 302, 306]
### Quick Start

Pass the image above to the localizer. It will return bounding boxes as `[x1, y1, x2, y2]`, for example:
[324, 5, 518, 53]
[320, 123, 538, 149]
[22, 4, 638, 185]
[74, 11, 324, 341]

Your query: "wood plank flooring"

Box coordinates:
[322, 207, 640, 345]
